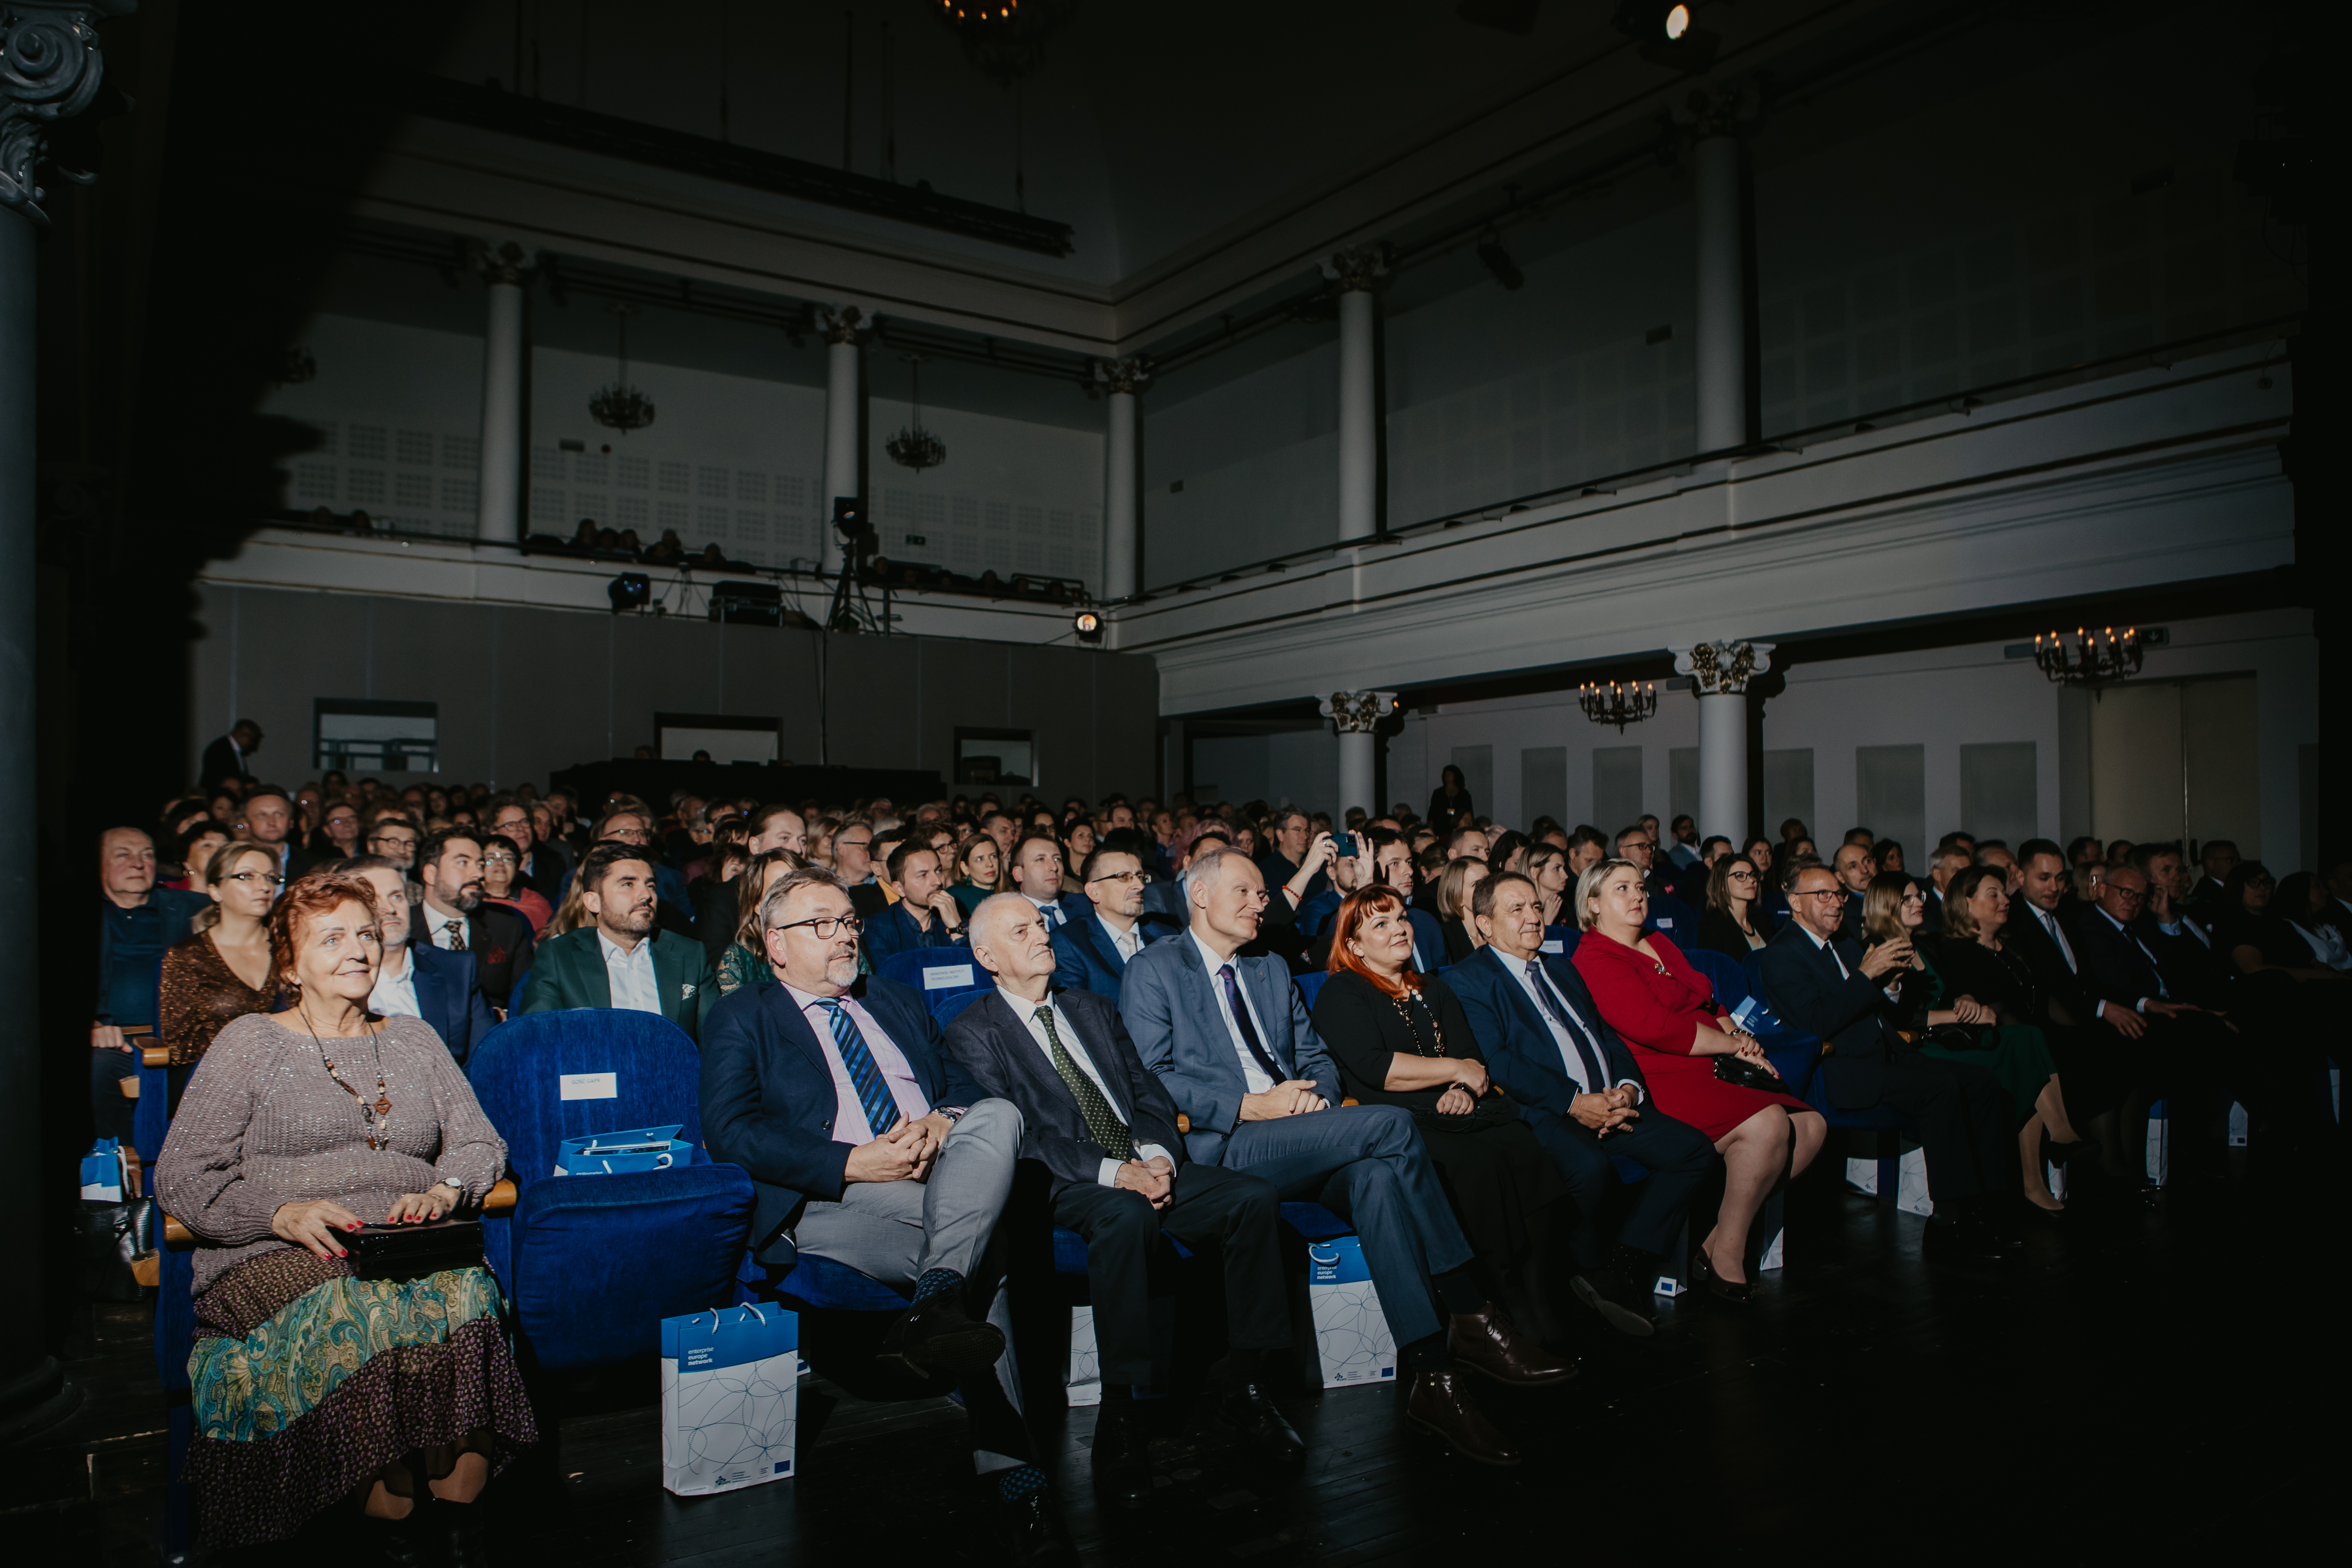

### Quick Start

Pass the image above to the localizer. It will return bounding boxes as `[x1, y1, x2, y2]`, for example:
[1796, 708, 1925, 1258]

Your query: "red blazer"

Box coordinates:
[1571, 929, 1724, 1055]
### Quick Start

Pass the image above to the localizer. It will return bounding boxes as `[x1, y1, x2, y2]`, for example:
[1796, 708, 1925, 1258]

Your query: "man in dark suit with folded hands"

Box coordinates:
[1119, 846, 1568, 1469]
[1757, 865, 2016, 1257]
[700, 867, 1070, 1564]
[951, 892, 1300, 1500]
[1449, 873, 1714, 1337]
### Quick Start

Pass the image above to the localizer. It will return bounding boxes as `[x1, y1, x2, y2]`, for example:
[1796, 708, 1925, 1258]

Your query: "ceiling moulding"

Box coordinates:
[407, 74, 1076, 258]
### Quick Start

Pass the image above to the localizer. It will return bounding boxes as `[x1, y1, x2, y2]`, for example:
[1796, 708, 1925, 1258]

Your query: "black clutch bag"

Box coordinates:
[343, 1217, 486, 1283]
[1919, 1023, 1989, 1051]
[1712, 1055, 1783, 1093]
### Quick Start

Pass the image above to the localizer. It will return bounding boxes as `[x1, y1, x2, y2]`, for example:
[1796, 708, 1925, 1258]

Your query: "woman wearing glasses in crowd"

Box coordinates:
[477, 832, 553, 934]
[1697, 855, 1770, 957]
[158, 839, 285, 1108]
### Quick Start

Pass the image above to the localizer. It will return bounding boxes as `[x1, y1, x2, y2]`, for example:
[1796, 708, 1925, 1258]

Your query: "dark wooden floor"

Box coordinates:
[13, 1161, 2340, 1565]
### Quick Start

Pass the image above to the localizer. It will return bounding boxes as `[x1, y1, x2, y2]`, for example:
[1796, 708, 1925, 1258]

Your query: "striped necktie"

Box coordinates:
[817, 998, 903, 1141]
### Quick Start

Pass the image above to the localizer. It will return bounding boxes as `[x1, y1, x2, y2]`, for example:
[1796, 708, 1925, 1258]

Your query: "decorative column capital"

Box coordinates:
[0, 2, 121, 227]
[1672, 640, 1774, 696]
[820, 305, 868, 346]
[1092, 356, 1151, 396]
[1686, 85, 1746, 141]
[1319, 689, 1398, 734]
[1321, 243, 1390, 294]
[470, 238, 538, 287]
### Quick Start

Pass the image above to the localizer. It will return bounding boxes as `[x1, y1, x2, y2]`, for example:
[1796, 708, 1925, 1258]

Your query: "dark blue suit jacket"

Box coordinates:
[408, 942, 495, 1067]
[861, 900, 961, 965]
[700, 975, 985, 1259]
[1446, 943, 1649, 1119]
[1754, 923, 1897, 1109]
[1053, 907, 1141, 1003]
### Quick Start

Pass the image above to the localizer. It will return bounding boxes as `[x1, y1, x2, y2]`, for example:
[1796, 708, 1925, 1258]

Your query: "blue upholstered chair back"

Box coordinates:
[467, 1008, 706, 1184]
[1682, 947, 1750, 1006]
[1541, 924, 1580, 958]
[935, 989, 989, 1027]
[1294, 970, 1330, 1010]
[877, 947, 983, 995]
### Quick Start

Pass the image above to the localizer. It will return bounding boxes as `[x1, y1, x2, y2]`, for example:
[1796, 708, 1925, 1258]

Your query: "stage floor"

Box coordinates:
[16, 1163, 2336, 1564]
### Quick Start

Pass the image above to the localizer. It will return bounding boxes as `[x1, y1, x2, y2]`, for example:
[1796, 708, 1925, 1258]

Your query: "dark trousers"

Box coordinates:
[1053, 1163, 1288, 1385]
[1877, 1050, 2011, 1204]
[89, 1049, 136, 1144]
[1521, 1104, 1714, 1268]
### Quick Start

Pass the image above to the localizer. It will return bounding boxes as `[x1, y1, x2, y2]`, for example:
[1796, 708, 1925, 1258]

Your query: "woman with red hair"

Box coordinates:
[1311, 886, 1569, 1317]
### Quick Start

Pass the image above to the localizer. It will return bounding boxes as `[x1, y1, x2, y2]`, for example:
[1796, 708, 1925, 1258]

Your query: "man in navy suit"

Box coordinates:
[1053, 845, 1155, 1003]
[700, 868, 1068, 1558]
[952, 894, 1298, 1499]
[1757, 864, 2014, 1258]
[1449, 874, 1713, 1337]
[1119, 847, 1567, 1469]
[862, 841, 967, 964]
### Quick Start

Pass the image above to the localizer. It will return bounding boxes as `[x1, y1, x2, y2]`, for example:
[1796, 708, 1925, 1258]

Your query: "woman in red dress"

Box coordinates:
[1571, 859, 1825, 1303]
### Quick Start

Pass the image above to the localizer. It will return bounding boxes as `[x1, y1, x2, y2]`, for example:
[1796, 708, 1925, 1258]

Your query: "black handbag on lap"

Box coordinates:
[1712, 1054, 1783, 1093]
[344, 1217, 485, 1283]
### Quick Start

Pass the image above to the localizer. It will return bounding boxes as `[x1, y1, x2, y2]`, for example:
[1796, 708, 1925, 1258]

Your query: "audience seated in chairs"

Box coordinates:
[1447, 869, 1714, 1333]
[155, 872, 532, 1557]
[950, 892, 1302, 1502]
[1757, 864, 2019, 1257]
[698, 868, 1067, 1557]
[1571, 862, 1824, 1303]
[1312, 886, 1572, 1333]
[1119, 845, 1568, 1466]
[863, 839, 968, 963]
[520, 842, 715, 1041]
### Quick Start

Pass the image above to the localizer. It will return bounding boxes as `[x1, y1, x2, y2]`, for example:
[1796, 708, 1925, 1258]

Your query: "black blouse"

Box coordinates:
[2214, 909, 2320, 969]
[1695, 905, 1766, 959]
[1922, 933, 2041, 1027]
[1311, 970, 1485, 1112]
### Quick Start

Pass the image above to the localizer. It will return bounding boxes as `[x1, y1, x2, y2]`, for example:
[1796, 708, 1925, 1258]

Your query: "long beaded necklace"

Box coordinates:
[297, 993, 393, 1151]
[1384, 984, 1449, 1058]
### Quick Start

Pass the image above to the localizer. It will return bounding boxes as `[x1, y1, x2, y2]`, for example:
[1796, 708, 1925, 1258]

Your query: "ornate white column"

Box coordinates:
[2, 0, 125, 1443]
[1673, 641, 1773, 844]
[473, 241, 534, 545]
[820, 306, 866, 576]
[1320, 689, 1397, 822]
[1692, 91, 1747, 456]
[1322, 244, 1387, 542]
[1094, 356, 1149, 599]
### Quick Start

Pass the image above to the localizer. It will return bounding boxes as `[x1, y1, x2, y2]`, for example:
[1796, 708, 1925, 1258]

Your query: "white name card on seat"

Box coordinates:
[1540, 939, 1564, 954]
[560, 1072, 618, 1100]
[1653, 916, 1675, 930]
[922, 964, 976, 990]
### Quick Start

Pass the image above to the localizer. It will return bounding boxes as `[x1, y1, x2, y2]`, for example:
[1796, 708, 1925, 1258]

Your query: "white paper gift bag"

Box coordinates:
[660, 1304, 800, 1496]
[1307, 1236, 1398, 1389]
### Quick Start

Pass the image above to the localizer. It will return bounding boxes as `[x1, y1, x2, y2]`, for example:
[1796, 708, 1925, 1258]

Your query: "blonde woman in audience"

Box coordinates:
[1436, 856, 1490, 964]
[1525, 843, 1573, 929]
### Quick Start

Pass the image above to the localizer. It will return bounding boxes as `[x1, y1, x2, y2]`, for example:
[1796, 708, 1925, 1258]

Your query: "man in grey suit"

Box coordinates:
[1119, 847, 1570, 1468]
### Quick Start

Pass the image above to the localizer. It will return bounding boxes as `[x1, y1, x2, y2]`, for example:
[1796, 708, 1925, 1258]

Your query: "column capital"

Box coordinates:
[1672, 640, 1774, 696]
[1319, 689, 1398, 734]
[1321, 243, 1390, 294]
[470, 238, 539, 287]
[1092, 355, 1151, 396]
[0, 2, 122, 227]
[820, 305, 869, 346]
[1686, 84, 1746, 141]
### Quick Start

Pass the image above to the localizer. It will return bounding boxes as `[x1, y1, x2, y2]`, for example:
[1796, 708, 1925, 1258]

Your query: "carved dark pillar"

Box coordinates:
[0, 0, 131, 1443]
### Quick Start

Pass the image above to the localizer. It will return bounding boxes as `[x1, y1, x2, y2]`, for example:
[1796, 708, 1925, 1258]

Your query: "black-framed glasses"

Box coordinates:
[224, 870, 286, 887]
[482, 852, 519, 867]
[835, 838, 871, 852]
[1727, 869, 1758, 881]
[770, 914, 864, 939]
[2108, 885, 2148, 903]
[1087, 870, 1149, 885]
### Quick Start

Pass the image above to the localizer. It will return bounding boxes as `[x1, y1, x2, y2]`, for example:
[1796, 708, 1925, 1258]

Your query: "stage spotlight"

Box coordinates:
[607, 572, 651, 612]
[1613, 1, 1714, 68]
[1073, 609, 1103, 644]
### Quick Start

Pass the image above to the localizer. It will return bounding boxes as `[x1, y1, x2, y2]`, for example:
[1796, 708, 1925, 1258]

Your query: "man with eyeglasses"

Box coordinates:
[488, 801, 563, 903]
[1054, 846, 1155, 1003]
[558, 806, 694, 935]
[1614, 824, 1689, 937]
[365, 812, 421, 872]
[1758, 865, 2016, 1260]
[700, 868, 1068, 1559]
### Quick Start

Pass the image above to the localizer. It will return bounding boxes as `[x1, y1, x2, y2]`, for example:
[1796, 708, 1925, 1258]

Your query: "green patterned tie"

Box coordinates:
[1034, 1004, 1132, 1162]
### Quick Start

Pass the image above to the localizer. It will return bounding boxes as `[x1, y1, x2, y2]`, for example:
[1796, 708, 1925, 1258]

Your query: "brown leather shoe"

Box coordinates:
[1405, 1368, 1521, 1466]
[1449, 1305, 1577, 1387]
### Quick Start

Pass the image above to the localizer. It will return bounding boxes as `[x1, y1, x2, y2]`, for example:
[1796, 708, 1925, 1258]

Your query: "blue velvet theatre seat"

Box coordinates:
[466, 1009, 753, 1371]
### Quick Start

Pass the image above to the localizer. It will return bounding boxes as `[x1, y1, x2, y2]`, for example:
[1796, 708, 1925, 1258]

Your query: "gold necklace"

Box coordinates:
[298, 994, 392, 1151]
[1383, 984, 1448, 1058]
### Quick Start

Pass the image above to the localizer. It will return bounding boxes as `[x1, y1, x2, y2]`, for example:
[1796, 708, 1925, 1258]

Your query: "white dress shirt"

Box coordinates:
[1508, 954, 1641, 1101]
[370, 947, 421, 1019]
[1191, 931, 1276, 1095]
[420, 899, 469, 952]
[997, 986, 1173, 1186]
[599, 931, 662, 1015]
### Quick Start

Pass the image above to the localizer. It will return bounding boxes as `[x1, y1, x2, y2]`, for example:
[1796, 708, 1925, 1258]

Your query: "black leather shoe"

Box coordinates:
[1570, 1249, 1658, 1337]
[1218, 1381, 1305, 1462]
[1692, 1247, 1752, 1306]
[1449, 1304, 1577, 1385]
[1404, 1368, 1520, 1466]
[896, 1292, 1006, 1374]
[1000, 1487, 1077, 1567]
[441, 1496, 493, 1568]
[360, 1507, 436, 1568]
[1090, 1403, 1152, 1503]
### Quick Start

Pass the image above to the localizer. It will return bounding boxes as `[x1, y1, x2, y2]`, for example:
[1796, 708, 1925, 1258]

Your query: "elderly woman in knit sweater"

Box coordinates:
[156, 871, 533, 1558]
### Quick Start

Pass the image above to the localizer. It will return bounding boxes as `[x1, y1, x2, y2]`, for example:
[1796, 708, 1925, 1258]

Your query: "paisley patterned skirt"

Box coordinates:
[186, 1247, 537, 1545]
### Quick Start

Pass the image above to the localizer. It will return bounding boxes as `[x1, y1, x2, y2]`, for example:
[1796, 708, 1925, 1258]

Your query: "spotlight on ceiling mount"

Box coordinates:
[1612, 1, 1715, 70]
[1073, 609, 1103, 645]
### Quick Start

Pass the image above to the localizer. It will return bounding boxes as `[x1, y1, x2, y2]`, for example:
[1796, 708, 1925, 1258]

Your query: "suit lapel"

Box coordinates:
[411, 950, 445, 1037]
[576, 931, 613, 1008]
[762, 982, 833, 1078]
[1240, 959, 1294, 1077]
[650, 934, 682, 1020]
[1085, 913, 1126, 974]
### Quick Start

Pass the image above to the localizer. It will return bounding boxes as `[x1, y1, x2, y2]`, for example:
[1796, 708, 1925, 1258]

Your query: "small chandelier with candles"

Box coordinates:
[886, 354, 947, 471]
[2034, 626, 2142, 686]
[1579, 679, 1659, 730]
[588, 303, 655, 434]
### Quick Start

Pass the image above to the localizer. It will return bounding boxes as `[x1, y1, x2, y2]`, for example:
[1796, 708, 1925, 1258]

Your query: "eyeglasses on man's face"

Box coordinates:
[483, 852, 519, 868]
[771, 914, 864, 940]
[1087, 870, 1149, 886]
[835, 837, 871, 853]
[1792, 888, 1844, 902]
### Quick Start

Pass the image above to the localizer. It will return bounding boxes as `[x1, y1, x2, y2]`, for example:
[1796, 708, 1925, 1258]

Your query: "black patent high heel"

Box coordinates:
[1692, 1244, 1752, 1305]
